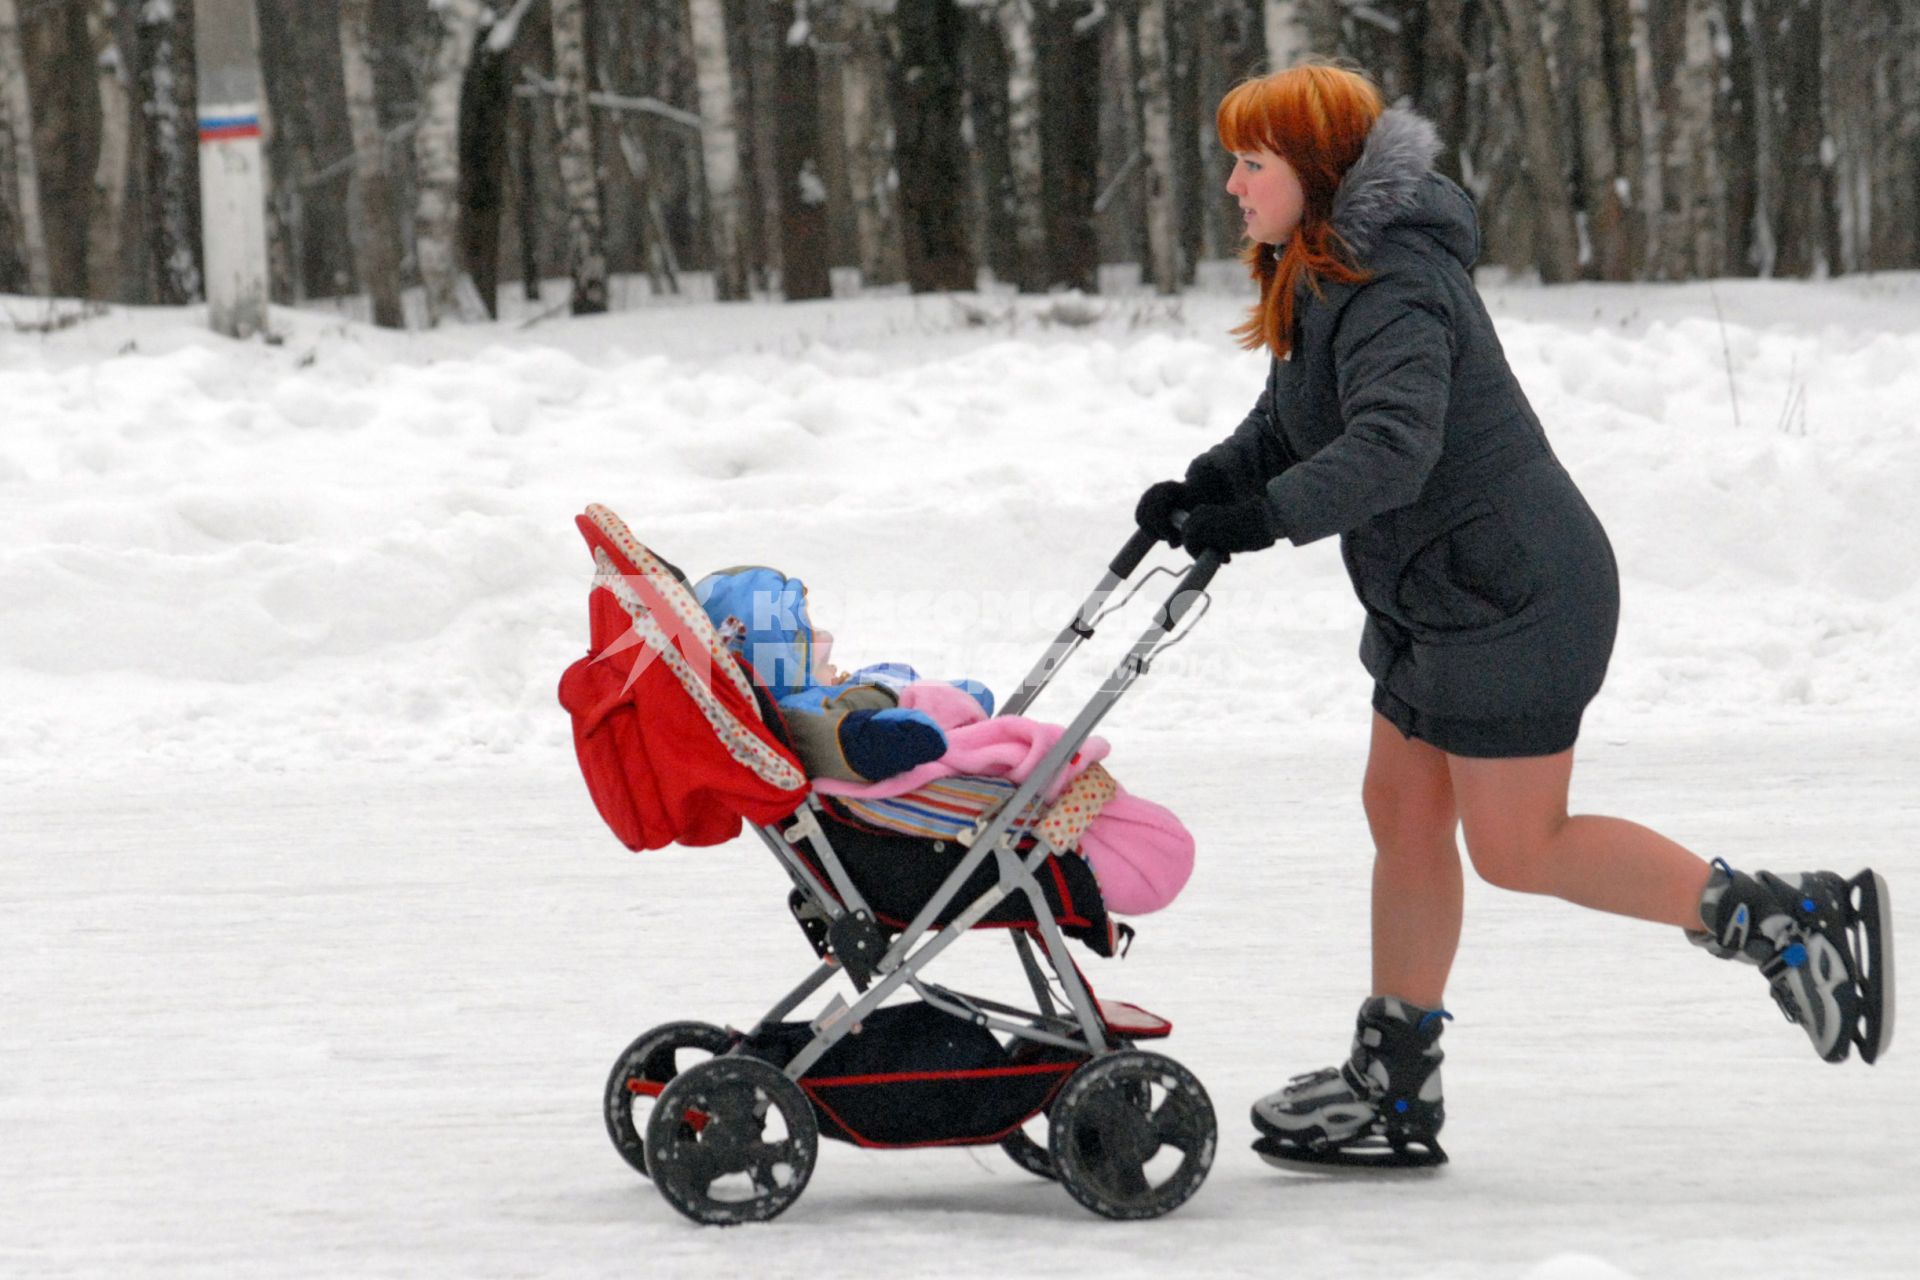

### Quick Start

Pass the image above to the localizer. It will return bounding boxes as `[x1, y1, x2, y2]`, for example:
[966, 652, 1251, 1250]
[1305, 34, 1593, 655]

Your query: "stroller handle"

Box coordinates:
[1108, 526, 1160, 579]
[1000, 515, 1220, 719]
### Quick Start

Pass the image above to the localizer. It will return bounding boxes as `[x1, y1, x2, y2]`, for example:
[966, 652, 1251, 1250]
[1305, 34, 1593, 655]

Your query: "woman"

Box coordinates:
[1135, 64, 1893, 1168]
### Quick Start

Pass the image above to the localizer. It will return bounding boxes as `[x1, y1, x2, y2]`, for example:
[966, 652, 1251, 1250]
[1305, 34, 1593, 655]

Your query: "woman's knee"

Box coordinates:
[1462, 825, 1555, 894]
[1362, 766, 1456, 859]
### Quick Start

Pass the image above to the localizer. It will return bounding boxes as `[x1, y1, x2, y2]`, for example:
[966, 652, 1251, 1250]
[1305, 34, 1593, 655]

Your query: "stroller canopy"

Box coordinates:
[559, 505, 807, 851]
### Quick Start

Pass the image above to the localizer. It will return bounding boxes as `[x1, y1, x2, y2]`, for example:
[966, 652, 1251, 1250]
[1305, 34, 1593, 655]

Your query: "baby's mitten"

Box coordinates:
[839, 708, 947, 781]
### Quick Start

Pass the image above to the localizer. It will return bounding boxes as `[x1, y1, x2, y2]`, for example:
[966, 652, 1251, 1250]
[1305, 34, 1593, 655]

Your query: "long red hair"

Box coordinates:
[1218, 65, 1383, 358]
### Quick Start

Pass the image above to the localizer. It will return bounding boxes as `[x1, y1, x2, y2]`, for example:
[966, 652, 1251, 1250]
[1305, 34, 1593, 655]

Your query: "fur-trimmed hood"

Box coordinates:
[1329, 108, 1477, 269]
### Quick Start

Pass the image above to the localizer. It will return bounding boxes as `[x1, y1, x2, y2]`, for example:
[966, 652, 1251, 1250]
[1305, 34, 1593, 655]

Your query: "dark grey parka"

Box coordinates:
[1193, 108, 1619, 724]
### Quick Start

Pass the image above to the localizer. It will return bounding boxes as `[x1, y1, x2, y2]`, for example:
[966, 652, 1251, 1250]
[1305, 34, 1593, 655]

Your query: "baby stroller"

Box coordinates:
[561, 504, 1223, 1223]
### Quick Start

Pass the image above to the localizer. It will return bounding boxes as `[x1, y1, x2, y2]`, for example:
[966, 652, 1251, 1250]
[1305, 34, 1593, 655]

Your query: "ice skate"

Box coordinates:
[1252, 996, 1450, 1169]
[1693, 859, 1894, 1064]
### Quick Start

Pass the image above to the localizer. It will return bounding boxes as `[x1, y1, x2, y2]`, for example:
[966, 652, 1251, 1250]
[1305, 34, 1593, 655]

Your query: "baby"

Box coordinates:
[693, 566, 993, 784]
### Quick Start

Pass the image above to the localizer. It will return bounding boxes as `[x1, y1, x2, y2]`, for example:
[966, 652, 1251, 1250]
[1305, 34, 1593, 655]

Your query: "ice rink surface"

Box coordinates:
[5, 724, 1914, 1278]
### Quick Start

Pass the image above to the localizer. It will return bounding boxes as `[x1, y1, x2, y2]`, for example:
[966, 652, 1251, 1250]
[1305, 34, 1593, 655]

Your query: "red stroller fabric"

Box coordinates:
[559, 506, 808, 850]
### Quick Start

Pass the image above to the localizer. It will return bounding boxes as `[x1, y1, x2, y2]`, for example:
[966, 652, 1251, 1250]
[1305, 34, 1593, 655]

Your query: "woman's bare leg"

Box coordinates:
[1447, 750, 1714, 930]
[1363, 713, 1464, 1009]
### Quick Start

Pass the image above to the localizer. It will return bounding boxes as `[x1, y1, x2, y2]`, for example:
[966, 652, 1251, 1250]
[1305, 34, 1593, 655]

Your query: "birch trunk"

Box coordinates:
[1626, 0, 1665, 276]
[339, 0, 405, 327]
[460, 6, 529, 319]
[745, 0, 783, 286]
[687, 0, 747, 299]
[137, 0, 201, 304]
[1136, 0, 1179, 294]
[770, 0, 830, 300]
[1263, 0, 1309, 71]
[85, 0, 132, 302]
[1036, 0, 1100, 293]
[998, 0, 1046, 293]
[547, 0, 608, 313]
[1567, 0, 1631, 279]
[1668, 0, 1724, 278]
[1822, 0, 1871, 274]
[1, 0, 53, 295]
[1601, 0, 1647, 272]
[412, 0, 486, 324]
[838, 4, 902, 288]
[1492, 0, 1581, 282]
[1739, 0, 1777, 275]
[889, 0, 974, 292]
[1097, 7, 1142, 270]
[961, 9, 1017, 285]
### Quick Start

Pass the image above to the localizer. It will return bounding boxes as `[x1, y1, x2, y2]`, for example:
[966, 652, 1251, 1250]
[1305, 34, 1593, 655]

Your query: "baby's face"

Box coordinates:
[809, 626, 841, 686]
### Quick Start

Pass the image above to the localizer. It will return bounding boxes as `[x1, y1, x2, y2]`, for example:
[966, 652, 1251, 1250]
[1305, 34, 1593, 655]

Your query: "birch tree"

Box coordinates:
[412, 0, 488, 323]
[1035, 0, 1099, 292]
[997, 0, 1046, 292]
[137, 0, 201, 304]
[890, 0, 975, 292]
[1626, 0, 1665, 275]
[548, 0, 608, 313]
[1136, 0, 1180, 294]
[1600, 0, 1648, 271]
[837, 0, 902, 288]
[770, 0, 830, 300]
[1567, 0, 1631, 279]
[687, 0, 748, 300]
[458, 1, 534, 320]
[1667, 0, 1725, 278]
[339, 0, 404, 327]
[1263, 0, 1309, 72]
[86, 0, 133, 301]
[1, 0, 53, 295]
[1490, 0, 1581, 282]
[1737, 0, 1778, 275]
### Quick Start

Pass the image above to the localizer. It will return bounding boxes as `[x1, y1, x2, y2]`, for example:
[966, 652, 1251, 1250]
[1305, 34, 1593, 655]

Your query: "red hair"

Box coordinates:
[1217, 65, 1383, 358]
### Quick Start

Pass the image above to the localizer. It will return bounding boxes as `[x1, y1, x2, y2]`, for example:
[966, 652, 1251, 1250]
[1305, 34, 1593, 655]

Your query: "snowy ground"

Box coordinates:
[4, 272, 1919, 1276]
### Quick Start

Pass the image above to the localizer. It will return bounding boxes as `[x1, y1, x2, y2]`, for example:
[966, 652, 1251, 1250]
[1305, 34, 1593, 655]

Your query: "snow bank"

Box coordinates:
[3, 276, 1917, 777]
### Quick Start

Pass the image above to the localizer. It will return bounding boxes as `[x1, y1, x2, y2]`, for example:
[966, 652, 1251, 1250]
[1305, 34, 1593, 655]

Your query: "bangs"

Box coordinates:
[1215, 79, 1276, 156]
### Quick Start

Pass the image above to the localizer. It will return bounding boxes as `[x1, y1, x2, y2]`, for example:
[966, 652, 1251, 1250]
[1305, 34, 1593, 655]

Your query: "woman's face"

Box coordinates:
[1226, 148, 1306, 246]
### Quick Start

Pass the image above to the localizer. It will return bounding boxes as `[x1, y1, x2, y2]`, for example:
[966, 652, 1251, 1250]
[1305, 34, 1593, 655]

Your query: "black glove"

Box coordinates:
[1134, 479, 1191, 544]
[1182, 456, 1240, 507]
[1180, 497, 1279, 562]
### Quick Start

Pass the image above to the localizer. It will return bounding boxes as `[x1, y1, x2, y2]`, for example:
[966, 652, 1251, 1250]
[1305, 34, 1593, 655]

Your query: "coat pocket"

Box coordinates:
[1393, 499, 1538, 636]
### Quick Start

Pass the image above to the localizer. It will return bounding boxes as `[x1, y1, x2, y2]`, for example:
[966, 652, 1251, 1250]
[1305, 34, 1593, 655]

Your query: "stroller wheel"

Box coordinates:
[999, 1127, 1057, 1181]
[646, 1057, 819, 1226]
[1048, 1050, 1216, 1220]
[604, 1021, 734, 1179]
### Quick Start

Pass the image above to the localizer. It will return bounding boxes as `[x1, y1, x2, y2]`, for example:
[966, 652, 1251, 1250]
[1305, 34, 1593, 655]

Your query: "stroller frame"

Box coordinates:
[748, 526, 1217, 1072]
[616, 527, 1225, 1223]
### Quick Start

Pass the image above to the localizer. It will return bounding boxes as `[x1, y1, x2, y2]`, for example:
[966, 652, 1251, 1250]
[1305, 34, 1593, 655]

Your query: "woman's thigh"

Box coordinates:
[1447, 750, 1574, 884]
[1363, 712, 1458, 850]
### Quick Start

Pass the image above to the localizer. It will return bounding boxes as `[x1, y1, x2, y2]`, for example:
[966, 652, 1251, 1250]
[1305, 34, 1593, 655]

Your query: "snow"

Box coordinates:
[4, 271, 1919, 1275]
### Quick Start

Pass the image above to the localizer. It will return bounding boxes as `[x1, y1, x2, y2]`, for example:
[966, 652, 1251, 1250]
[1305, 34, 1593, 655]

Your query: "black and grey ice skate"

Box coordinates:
[1693, 859, 1894, 1064]
[1251, 996, 1450, 1169]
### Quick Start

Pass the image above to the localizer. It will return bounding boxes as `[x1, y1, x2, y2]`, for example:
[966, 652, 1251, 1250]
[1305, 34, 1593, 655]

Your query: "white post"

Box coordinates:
[194, 0, 270, 337]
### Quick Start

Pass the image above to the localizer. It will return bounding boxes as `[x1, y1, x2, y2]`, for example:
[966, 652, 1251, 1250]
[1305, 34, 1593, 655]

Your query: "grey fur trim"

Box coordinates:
[1330, 108, 1442, 258]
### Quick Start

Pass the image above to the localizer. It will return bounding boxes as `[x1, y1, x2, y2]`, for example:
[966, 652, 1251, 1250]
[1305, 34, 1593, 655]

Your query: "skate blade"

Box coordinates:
[1850, 869, 1894, 1063]
[1253, 1134, 1447, 1170]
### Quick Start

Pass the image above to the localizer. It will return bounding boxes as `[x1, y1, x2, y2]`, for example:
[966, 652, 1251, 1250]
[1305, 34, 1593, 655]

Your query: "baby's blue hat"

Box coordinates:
[692, 566, 816, 700]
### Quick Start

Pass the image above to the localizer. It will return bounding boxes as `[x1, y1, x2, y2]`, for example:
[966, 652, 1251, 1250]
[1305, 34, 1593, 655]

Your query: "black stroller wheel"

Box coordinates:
[603, 1021, 734, 1179]
[999, 1127, 1057, 1180]
[1047, 1051, 1216, 1220]
[646, 1057, 819, 1226]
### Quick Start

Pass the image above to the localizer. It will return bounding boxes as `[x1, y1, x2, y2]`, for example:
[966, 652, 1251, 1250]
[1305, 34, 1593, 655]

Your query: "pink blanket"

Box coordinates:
[810, 681, 1109, 802]
[814, 681, 1192, 914]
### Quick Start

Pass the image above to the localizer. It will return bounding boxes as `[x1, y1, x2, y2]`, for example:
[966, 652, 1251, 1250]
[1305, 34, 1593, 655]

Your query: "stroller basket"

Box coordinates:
[743, 1002, 1082, 1148]
[574, 505, 1224, 1224]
